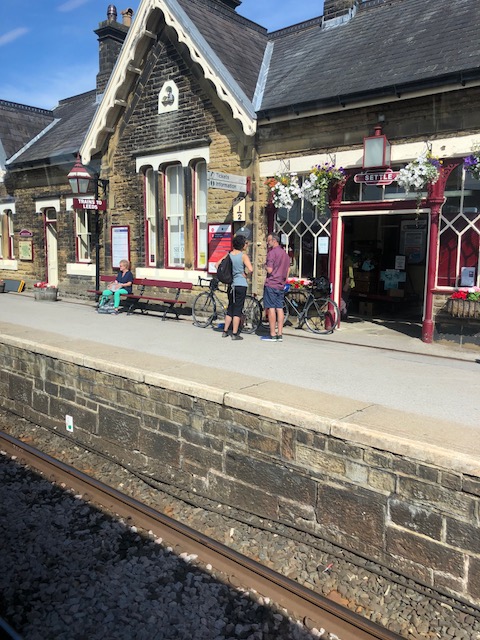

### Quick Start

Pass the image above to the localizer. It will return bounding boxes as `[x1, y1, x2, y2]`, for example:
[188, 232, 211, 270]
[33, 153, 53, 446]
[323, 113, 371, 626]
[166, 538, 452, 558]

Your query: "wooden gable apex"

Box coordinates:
[81, 0, 257, 163]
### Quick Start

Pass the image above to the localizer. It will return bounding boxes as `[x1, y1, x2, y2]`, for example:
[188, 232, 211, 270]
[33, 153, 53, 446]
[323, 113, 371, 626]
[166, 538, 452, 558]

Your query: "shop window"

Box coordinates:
[0, 209, 14, 259]
[194, 160, 207, 269]
[145, 168, 157, 266]
[165, 164, 184, 267]
[438, 165, 480, 287]
[275, 186, 330, 279]
[75, 210, 91, 262]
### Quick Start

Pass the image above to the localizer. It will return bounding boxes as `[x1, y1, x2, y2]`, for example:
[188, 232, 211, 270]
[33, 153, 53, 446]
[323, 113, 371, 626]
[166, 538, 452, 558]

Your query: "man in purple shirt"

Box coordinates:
[261, 232, 290, 342]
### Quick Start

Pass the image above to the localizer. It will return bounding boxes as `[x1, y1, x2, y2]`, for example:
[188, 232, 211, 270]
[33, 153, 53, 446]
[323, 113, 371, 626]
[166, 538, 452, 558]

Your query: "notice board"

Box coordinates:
[208, 224, 232, 274]
[111, 226, 130, 269]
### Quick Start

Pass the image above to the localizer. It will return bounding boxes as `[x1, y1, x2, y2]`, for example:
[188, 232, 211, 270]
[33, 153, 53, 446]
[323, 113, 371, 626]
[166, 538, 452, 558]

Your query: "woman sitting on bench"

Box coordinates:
[99, 259, 133, 314]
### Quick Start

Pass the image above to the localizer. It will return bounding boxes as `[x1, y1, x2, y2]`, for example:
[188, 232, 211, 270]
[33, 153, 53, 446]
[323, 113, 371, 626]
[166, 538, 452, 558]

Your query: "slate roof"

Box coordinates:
[259, 0, 480, 114]
[177, 0, 267, 100]
[7, 91, 98, 168]
[0, 101, 54, 162]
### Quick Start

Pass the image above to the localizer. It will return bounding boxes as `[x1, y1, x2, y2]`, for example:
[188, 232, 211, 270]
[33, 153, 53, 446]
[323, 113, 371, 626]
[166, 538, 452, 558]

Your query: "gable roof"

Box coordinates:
[259, 0, 480, 117]
[81, 0, 264, 163]
[0, 100, 54, 179]
[7, 91, 98, 169]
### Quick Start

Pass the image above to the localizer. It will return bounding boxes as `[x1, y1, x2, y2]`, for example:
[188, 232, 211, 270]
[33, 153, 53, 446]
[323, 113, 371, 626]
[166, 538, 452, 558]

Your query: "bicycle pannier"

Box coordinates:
[314, 276, 330, 295]
[216, 254, 233, 285]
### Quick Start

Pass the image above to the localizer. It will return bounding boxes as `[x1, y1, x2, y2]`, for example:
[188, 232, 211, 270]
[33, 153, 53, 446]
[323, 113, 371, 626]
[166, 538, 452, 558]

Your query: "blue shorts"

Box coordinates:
[263, 285, 285, 309]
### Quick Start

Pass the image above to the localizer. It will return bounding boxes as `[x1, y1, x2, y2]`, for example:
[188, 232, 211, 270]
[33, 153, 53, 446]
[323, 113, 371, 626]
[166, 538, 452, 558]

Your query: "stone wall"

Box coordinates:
[0, 337, 479, 606]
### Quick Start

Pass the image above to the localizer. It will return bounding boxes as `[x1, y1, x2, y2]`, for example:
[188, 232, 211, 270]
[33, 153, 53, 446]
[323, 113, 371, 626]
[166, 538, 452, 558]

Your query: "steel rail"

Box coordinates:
[1, 431, 404, 640]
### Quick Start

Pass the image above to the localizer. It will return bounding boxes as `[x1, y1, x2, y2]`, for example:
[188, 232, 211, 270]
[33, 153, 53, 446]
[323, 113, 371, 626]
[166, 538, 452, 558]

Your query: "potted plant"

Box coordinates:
[396, 153, 442, 212]
[301, 163, 346, 214]
[265, 172, 301, 209]
[33, 281, 58, 301]
[446, 288, 480, 318]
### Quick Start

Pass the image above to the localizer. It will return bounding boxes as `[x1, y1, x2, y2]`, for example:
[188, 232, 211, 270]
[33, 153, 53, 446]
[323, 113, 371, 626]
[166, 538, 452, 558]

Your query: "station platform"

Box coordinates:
[0, 291, 479, 476]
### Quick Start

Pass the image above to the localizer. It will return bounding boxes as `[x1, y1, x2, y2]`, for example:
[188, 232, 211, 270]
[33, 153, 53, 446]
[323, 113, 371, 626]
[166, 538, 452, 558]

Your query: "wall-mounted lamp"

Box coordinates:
[362, 124, 391, 169]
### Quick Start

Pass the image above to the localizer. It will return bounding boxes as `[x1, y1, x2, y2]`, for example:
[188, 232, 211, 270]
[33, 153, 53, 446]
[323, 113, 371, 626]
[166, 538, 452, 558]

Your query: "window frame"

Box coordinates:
[0, 209, 14, 259]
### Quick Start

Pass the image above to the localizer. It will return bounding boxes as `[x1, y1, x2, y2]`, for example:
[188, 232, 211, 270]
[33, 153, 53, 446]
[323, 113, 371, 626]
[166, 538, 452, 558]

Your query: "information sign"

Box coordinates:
[73, 197, 107, 211]
[207, 224, 232, 274]
[354, 169, 399, 186]
[207, 171, 247, 193]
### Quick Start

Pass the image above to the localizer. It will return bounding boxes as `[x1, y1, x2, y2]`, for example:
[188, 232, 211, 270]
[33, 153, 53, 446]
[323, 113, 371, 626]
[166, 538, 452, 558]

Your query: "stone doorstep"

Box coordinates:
[1, 331, 479, 480]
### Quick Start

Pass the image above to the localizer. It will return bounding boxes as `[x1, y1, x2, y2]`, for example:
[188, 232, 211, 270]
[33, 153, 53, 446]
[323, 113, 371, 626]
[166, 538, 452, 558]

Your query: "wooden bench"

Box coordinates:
[88, 275, 193, 320]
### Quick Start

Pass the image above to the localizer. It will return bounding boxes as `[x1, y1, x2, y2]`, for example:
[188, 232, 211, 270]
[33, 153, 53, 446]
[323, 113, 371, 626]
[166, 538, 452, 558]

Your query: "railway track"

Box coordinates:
[1, 431, 404, 640]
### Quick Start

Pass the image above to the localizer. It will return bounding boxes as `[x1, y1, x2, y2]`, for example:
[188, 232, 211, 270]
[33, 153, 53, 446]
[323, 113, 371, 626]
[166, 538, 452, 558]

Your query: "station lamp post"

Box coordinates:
[67, 155, 108, 300]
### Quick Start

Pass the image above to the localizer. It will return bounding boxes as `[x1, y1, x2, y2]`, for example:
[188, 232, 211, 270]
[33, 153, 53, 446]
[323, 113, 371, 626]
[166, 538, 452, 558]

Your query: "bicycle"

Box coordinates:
[260, 277, 340, 335]
[192, 277, 262, 334]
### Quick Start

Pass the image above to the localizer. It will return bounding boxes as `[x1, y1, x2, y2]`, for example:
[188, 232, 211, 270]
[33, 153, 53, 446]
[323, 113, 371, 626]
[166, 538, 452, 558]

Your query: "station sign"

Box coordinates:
[354, 169, 399, 186]
[208, 171, 247, 193]
[72, 197, 107, 211]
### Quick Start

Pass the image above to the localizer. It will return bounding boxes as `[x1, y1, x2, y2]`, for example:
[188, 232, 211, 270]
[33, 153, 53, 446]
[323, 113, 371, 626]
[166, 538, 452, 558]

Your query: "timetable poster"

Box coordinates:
[207, 224, 232, 274]
[111, 226, 130, 269]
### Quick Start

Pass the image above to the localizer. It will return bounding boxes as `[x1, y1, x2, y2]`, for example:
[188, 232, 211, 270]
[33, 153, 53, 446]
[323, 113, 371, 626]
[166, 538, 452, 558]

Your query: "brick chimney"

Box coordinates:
[94, 5, 132, 96]
[323, 0, 357, 21]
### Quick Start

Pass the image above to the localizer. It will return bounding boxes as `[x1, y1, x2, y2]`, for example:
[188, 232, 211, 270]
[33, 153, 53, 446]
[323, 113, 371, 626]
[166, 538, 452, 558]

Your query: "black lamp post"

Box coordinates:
[68, 155, 108, 300]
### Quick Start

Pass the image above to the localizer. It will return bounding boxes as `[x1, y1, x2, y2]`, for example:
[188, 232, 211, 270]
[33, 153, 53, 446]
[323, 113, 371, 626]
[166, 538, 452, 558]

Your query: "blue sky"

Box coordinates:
[0, 0, 323, 111]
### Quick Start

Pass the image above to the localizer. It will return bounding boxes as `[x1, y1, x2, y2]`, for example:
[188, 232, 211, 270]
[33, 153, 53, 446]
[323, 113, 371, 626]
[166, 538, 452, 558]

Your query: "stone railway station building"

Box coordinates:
[1, 0, 480, 344]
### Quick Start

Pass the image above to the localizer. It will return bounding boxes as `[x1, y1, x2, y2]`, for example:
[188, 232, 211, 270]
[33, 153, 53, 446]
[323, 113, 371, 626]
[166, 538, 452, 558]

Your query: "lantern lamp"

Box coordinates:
[363, 125, 391, 169]
[67, 154, 93, 195]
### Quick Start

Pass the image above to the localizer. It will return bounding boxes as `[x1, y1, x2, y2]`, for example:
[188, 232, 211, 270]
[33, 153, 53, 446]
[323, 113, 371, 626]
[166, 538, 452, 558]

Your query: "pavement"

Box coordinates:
[0, 290, 479, 476]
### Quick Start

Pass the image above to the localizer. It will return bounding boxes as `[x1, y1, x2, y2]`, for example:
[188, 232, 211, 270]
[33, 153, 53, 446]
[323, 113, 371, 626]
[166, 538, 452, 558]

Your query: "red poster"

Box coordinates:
[208, 224, 232, 274]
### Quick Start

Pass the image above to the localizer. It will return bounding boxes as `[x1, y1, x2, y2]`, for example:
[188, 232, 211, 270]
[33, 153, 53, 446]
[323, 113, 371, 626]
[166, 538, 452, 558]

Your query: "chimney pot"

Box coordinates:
[107, 4, 117, 22]
[121, 8, 134, 27]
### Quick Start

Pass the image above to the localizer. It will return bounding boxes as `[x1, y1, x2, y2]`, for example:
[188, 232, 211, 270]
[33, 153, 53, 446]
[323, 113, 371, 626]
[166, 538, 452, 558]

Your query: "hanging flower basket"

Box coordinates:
[301, 163, 346, 214]
[463, 144, 480, 180]
[396, 153, 442, 212]
[265, 173, 301, 209]
[446, 289, 480, 318]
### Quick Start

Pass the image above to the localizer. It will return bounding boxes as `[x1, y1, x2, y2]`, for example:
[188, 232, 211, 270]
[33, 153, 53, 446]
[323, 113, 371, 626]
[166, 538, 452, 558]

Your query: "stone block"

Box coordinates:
[50, 397, 97, 434]
[98, 405, 141, 446]
[297, 444, 346, 476]
[209, 473, 278, 520]
[182, 426, 223, 452]
[181, 442, 222, 473]
[468, 557, 480, 599]
[389, 498, 443, 540]
[446, 518, 480, 554]
[226, 450, 316, 505]
[316, 483, 387, 549]
[328, 439, 364, 460]
[9, 373, 32, 405]
[248, 431, 280, 456]
[138, 429, 180, 469]
[386, 528, 464, 575]
[464, 476, 480, 498]
[368, 468, 396, 493]
[398, 477, 474, 518]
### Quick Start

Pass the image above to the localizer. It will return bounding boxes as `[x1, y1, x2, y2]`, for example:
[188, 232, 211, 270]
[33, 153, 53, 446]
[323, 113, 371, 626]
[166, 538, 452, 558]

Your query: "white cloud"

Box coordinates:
[0, 27, 29, 46]
[58, 0, 90, 13]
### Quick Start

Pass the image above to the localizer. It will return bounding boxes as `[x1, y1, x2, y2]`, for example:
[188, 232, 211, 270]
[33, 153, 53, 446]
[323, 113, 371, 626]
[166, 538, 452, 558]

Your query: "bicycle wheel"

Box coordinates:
[304, 297, 339, 334]
[192, 292, 215, 327]
[241, 296, 262, 334]
[259, 298, 289, 328]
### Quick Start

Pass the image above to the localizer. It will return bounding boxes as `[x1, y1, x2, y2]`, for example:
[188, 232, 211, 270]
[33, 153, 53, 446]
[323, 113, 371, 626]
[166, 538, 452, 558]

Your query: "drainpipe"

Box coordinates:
[422, 161, 459, 343]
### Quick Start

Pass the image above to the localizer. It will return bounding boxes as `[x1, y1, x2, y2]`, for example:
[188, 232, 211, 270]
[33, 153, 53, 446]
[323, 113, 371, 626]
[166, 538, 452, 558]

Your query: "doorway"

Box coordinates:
[341, 212, 426, 321]
[45, 209, 58, 286]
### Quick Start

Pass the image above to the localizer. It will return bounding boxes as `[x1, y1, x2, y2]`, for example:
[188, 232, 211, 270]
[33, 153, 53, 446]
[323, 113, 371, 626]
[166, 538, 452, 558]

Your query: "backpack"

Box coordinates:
[216, 254, 233, 284]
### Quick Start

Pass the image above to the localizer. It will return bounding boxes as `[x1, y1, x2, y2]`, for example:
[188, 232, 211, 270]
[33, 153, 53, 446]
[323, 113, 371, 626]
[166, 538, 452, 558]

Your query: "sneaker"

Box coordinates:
[276, 335, 283, 342]
[231, 333, 243, 341]
[260, 335, 277, 341]
[222, 331, 229, 338]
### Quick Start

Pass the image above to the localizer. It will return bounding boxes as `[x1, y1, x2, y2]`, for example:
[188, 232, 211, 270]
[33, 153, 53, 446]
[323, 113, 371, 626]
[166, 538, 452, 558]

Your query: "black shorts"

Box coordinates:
[227, 286, 247, 317]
